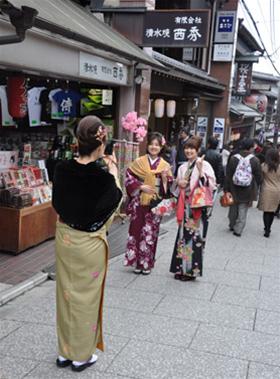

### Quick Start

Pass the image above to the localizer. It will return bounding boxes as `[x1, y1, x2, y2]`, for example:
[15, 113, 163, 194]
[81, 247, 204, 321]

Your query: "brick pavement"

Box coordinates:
[0, 204, 279, 378]
[0, 217, 129, 286]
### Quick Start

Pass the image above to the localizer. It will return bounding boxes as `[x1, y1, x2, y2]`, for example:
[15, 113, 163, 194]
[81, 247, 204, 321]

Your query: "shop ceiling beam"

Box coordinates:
[2, 0, 162, 68]
[0, 4, 37, 45]
[32, 17, 161, 68]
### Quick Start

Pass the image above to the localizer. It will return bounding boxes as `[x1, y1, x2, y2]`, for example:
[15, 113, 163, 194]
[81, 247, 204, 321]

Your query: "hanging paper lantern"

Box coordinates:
[154, 99, 165, 118]
[7, 76, 27, 118]
[244, 94, 268, 114]
[166, 100, 176, 118]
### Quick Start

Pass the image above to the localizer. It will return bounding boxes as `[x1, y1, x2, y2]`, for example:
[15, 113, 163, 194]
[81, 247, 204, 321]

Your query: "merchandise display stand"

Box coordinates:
[0, 202, 57, 254]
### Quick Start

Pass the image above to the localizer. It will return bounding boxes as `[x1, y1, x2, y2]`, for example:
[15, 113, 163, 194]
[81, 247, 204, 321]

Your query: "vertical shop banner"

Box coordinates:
[214, 11, 237, 43]
[197, 116, 208, 147]
[142, 10, 210, 47]
[213, 118, 225, 149]
[235, 62, 253, 96]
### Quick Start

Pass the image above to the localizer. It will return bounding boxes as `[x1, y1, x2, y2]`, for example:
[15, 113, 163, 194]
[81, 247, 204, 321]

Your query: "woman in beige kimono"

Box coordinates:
[258, 148, 280, 237]
[52, 116, 122, 372]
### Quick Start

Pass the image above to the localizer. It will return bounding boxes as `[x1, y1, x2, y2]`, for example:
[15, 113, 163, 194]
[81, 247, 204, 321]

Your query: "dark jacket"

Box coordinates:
[204, 148, 224, 186]
[176, 137, 190, 165]
[224, 151, 262, 203]
[52, 159, 122, 231]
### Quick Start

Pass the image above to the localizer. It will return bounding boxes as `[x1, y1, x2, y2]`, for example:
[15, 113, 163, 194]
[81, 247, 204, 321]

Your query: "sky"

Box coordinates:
[238, 0, 280, 76]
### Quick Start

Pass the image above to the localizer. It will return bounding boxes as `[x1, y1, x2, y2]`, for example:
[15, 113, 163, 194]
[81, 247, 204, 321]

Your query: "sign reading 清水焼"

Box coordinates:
[214, 11, 237, 43]
[79, 52, 129, 85]
[142, 10, 210, 47]
[235, 62, 253, 96]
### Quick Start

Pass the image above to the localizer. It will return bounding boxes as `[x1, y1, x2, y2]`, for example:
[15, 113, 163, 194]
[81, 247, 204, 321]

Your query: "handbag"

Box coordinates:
[191, 185, 213, 208]
[220, 192, 234, 207]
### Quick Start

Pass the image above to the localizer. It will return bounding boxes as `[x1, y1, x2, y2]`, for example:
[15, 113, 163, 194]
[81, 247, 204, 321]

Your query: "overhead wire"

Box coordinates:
[271, 0, 277, 58]
[256, 0, 271, 41]
[241, 0, 280, 76]
[273, 0, 279, 58]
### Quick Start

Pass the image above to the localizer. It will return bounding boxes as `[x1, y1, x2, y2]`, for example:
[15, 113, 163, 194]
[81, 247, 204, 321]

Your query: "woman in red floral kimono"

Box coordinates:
[124, 133, 173, 275]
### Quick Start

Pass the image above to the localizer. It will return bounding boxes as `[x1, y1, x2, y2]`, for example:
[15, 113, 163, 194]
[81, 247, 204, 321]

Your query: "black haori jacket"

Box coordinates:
[52, 159, 122, 232]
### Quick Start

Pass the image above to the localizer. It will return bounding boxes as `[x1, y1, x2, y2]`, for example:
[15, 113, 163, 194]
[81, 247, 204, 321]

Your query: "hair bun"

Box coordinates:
[76, 116, 107, 157]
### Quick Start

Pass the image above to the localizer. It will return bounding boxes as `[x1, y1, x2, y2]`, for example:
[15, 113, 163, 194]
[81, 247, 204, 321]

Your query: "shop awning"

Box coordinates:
[152, 51, 225, 92]
[230, 101, 262, 119]
[2, 0, 162, 68]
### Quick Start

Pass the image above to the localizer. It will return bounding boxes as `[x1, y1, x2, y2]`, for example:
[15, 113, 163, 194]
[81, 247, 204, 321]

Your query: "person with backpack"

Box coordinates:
[224, 138, 262, 236]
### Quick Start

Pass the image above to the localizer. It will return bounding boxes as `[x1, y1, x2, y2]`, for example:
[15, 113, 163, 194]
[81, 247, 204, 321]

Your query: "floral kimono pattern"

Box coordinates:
[170, 161, 214, 277]
[124, 157, 172, 270]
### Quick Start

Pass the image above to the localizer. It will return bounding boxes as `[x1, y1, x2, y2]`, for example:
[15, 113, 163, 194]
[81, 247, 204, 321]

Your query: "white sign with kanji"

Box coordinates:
[79, 53, 129, 86]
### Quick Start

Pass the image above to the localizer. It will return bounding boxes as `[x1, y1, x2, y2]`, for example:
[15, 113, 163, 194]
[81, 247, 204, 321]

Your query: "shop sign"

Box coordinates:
[102, 90, 113, 105]
[143, 10, 210, 47]
[213, 118, 225, 149]
[183, 48, 194, 61]
[79, 52, 128, 85]
[197, 116, 208, 146]
[235, 62, 253, 96]
[214, 11, 237, 43]
[213, 44, 233, 62]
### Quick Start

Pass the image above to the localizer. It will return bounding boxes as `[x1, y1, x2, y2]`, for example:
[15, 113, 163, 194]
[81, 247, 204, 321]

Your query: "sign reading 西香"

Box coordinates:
[142, 10, 210, 48]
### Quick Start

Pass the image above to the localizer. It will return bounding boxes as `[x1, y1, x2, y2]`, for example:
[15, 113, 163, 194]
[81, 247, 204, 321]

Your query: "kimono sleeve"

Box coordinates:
[125, 168, 142, 197]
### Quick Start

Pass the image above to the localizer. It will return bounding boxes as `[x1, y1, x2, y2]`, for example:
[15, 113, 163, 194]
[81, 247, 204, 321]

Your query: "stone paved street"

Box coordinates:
[0, 204, 280, 378]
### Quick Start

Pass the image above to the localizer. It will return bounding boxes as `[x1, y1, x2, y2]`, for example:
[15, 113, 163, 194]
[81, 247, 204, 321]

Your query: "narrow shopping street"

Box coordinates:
[0, 204, 279, 379]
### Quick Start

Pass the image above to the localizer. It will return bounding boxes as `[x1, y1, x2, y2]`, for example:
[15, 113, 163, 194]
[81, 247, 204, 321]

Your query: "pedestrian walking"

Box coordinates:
[224, 138, 262, 237]
[258, 148, 280, 237]
[204, 136, 224, 187]
[52, 116, 122, 372]
[170, 136, 216, 281]
[124, 132, 173, 275]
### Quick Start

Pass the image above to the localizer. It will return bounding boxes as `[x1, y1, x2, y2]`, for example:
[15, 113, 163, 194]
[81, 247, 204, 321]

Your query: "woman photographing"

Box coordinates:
[52, 116, 122, 372]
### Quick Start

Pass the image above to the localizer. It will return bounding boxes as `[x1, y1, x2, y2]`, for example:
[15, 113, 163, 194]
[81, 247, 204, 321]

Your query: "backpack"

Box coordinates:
[232, 154, 253, 187]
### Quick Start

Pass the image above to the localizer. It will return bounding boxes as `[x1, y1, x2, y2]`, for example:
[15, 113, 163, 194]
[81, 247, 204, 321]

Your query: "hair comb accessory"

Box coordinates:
[95, 126, 107, 142]
[161, 136, 166, 146]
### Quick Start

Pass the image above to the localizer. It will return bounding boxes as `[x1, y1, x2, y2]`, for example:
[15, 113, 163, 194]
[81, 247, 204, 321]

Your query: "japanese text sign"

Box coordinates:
[143, 10, 210, 47]
[235, 62, 253, 96]
[214, 11, 237, 43]
[212, 44, 233, 62]
[79, 52, 128, 85]
[213, 118, 225, 149]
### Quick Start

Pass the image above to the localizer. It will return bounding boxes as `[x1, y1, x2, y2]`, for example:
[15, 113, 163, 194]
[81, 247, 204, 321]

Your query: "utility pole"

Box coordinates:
[273, 82, 280, 147]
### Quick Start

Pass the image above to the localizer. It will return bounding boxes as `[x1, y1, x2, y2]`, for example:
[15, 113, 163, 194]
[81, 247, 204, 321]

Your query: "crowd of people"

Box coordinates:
[51, 116, 280, 372]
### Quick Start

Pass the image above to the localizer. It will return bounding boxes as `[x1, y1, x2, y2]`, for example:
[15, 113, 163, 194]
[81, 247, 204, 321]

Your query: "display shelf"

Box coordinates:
[0, 201, 57, 254]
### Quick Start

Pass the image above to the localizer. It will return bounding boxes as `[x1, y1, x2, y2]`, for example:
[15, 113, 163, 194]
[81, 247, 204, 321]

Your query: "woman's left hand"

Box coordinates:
[196, 155, 205, 176]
